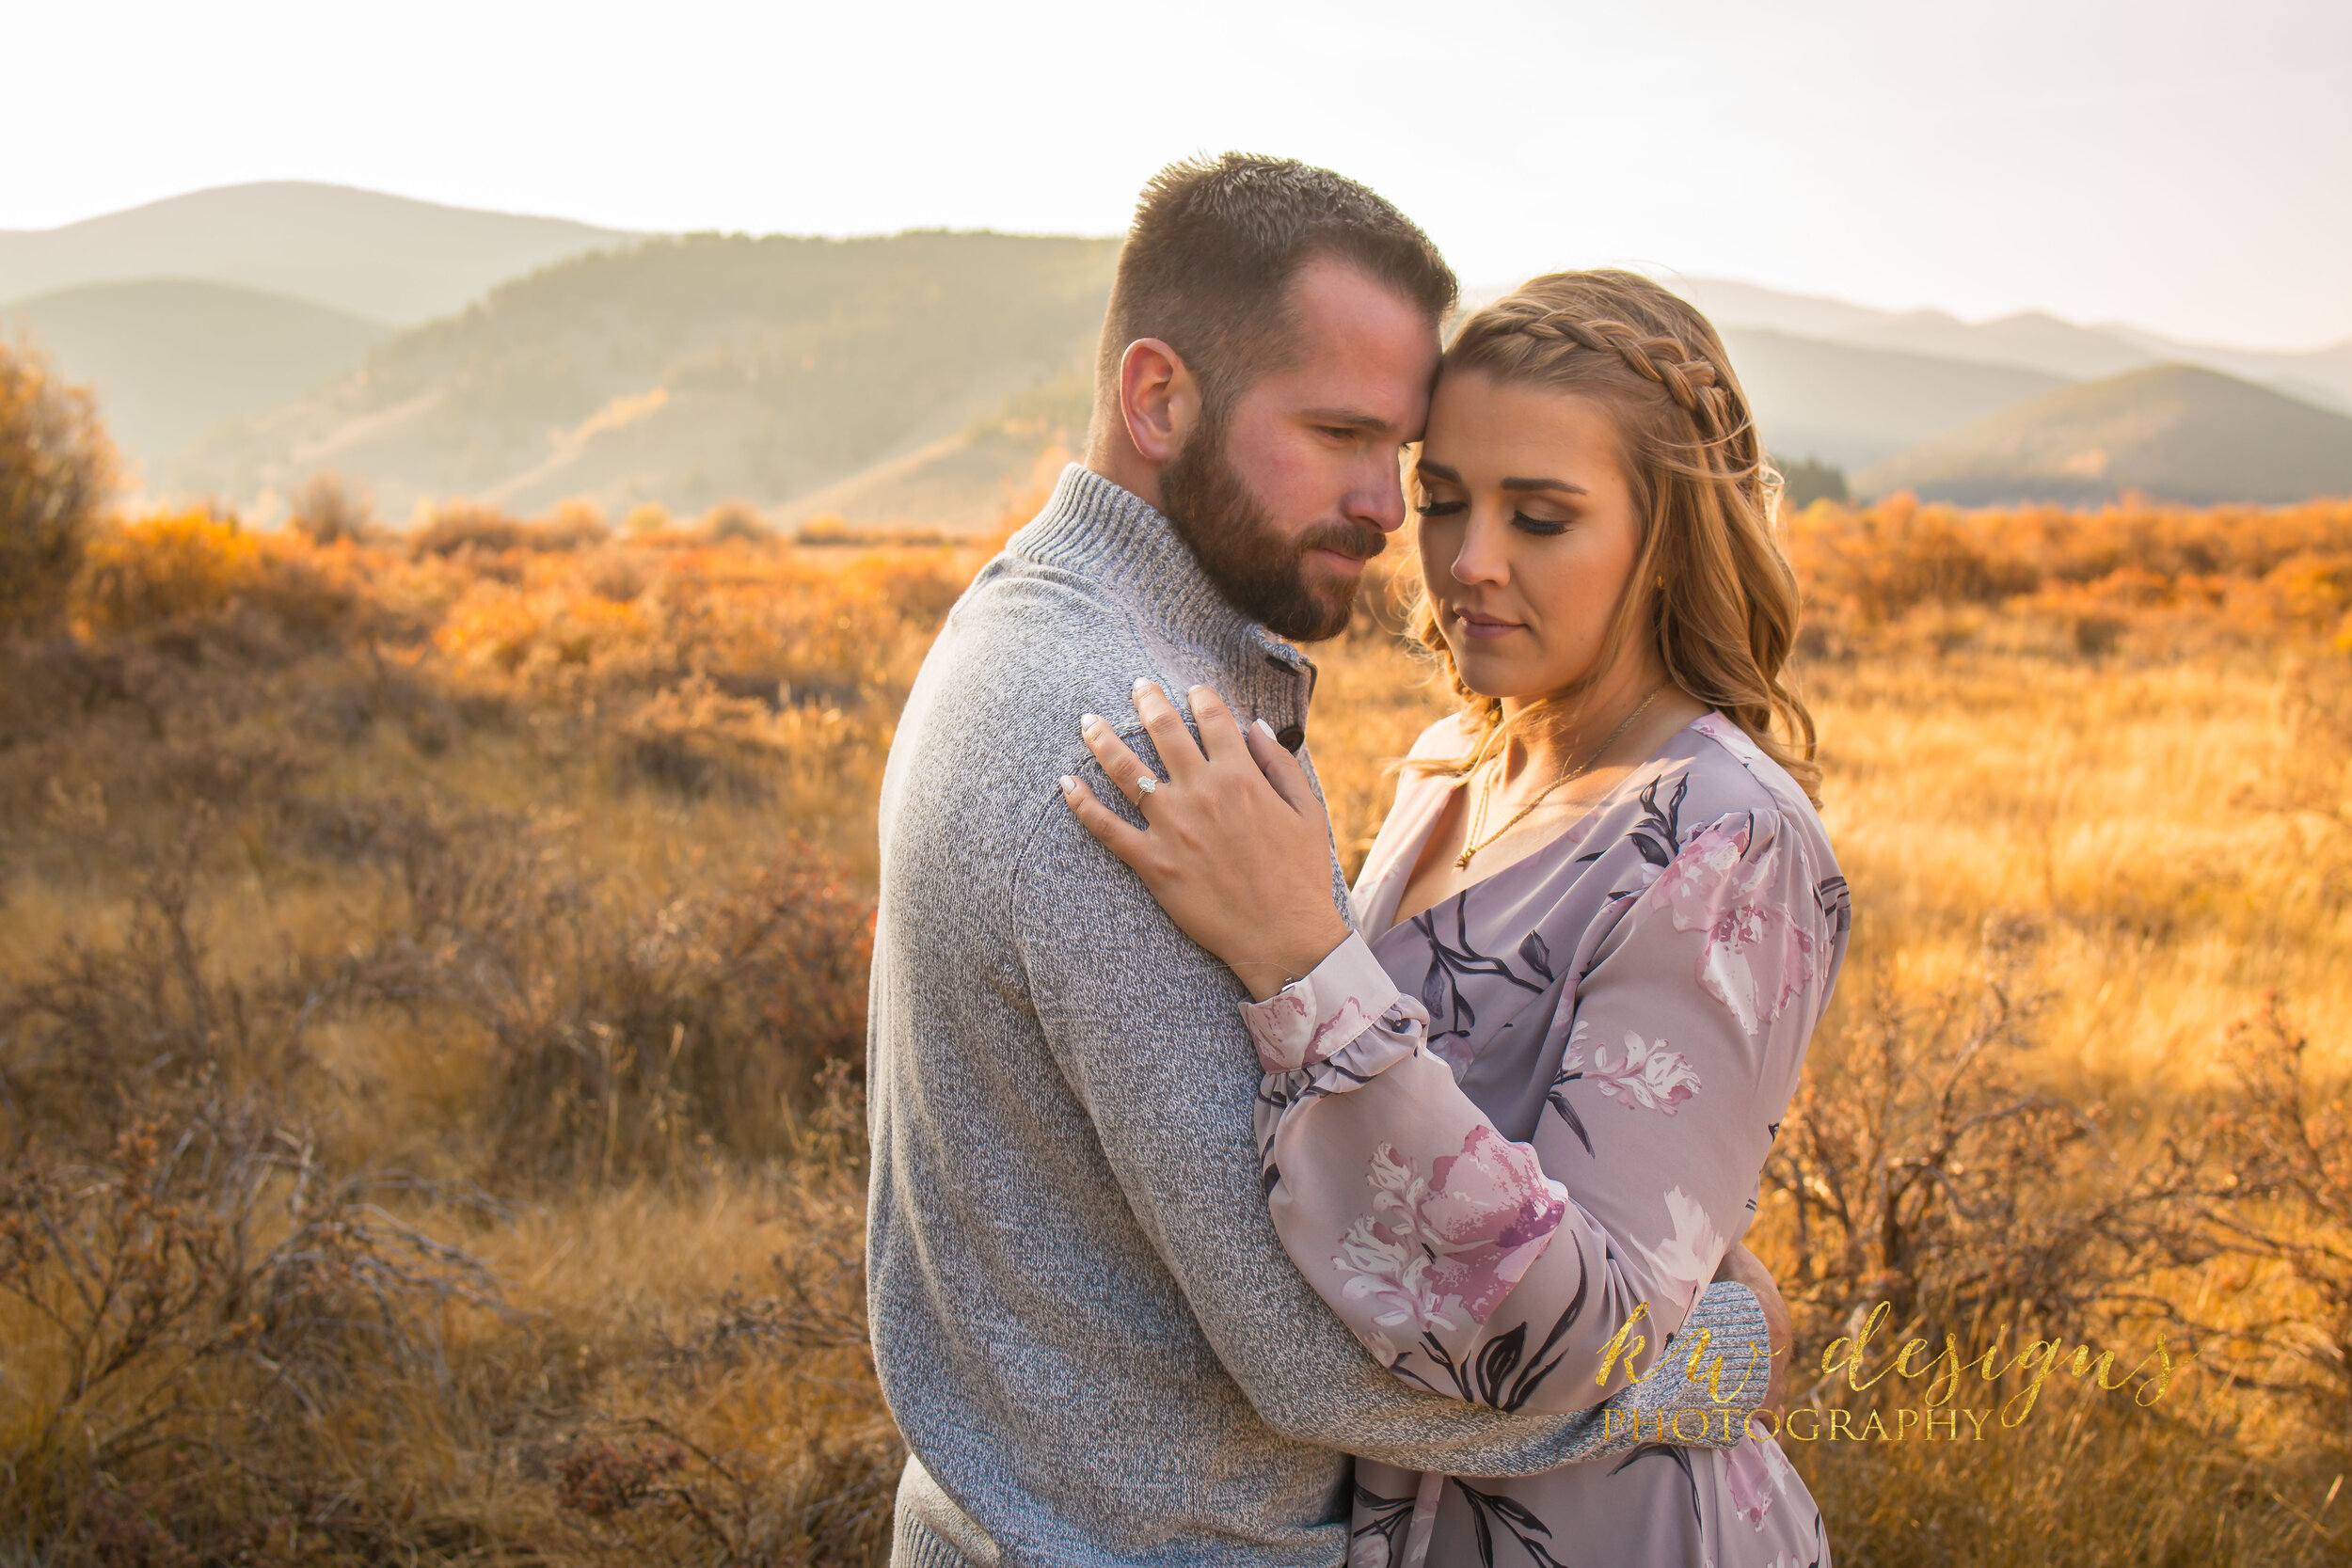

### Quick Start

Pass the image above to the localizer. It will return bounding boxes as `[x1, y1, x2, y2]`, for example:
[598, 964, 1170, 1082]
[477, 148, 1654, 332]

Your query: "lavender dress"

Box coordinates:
[1239, 712, 1849, 1568]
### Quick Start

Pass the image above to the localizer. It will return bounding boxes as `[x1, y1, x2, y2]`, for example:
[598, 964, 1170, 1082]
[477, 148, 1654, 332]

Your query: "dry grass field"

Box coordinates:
[2, 477, 2350, 1566]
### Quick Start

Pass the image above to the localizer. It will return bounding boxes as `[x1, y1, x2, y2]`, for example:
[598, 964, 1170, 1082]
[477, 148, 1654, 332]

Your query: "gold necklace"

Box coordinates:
[1454, 686, 1666, 871]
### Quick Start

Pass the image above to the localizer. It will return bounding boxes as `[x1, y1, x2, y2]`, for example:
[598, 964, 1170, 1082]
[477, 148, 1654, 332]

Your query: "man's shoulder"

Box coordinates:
[882, 557, 1162, 882]
[932, 555, 1164, 721]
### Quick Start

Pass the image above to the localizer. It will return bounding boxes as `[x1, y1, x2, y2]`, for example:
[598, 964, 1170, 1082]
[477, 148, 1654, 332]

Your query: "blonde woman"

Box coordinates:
[1062, 271, 1846, 1567]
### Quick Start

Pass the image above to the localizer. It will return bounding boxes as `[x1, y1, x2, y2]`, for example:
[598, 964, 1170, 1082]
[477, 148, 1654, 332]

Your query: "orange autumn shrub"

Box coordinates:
[1787, 493, 2352, 650]
[70, 508, 377, 652]
[0, 339, 116, 634]
[72, 510, 263, 628]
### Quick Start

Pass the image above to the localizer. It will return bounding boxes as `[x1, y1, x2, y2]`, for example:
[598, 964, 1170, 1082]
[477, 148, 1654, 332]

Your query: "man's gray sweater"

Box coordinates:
[867, 466, 1770, 1567]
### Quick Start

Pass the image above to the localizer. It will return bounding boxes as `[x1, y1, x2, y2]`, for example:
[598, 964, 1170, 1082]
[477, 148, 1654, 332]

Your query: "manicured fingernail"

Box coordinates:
[1058, 775, 1076, 793]
[1252, 718, 1277, 739]
[1133, 676, 1153, 692]
[1080, 713, 1101, 732]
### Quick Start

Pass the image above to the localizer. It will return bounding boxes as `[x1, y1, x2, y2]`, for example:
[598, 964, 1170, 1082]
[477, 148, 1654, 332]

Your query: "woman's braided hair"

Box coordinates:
[1406, 269, 1821, 802]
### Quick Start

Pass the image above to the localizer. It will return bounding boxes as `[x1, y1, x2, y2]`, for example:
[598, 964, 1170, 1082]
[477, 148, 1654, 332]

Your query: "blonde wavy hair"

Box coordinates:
[1405, 269, 1821, 802]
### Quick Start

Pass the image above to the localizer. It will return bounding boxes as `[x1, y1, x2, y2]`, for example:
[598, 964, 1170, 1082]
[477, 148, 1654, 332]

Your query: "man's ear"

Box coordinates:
[1119, 338, 1200, 466]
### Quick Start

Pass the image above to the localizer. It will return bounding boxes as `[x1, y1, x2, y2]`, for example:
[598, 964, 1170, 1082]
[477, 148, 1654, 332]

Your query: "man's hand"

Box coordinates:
[1713, 1242, 1791, 1424]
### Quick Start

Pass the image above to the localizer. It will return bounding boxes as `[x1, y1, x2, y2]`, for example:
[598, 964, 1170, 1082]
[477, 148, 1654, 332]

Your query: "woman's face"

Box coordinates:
[1412, 369, 1646, 702]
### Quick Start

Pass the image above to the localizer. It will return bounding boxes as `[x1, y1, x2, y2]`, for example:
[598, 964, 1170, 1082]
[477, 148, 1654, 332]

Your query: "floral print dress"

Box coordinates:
[1240, 713, 1850, 1568]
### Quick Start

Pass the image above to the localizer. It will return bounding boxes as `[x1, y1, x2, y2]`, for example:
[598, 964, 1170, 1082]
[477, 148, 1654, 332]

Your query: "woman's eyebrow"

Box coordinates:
[1501, 476, 1588, 495]
[1416, 461, 1461, 482]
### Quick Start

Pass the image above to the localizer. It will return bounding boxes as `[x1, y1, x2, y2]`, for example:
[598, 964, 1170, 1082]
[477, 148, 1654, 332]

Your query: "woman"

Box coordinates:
[1059, 271, 1848, 1567]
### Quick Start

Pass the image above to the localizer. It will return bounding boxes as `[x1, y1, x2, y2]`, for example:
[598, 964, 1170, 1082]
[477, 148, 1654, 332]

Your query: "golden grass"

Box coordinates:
[1, 493, 2348, 1563]
[1808, 649, 2352, 1091]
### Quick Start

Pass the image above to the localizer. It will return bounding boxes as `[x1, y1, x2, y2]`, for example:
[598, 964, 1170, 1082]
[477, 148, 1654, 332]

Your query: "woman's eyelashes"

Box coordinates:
[1412, 495, 1571, 537]
[1411, 496, 1562, 540]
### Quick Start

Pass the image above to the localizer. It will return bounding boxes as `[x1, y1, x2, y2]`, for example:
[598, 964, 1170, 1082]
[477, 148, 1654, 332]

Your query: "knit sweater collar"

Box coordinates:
[1009, 464, 1312, 678]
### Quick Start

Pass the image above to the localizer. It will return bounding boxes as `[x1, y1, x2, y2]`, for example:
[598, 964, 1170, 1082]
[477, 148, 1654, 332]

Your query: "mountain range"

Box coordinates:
[1675, 277, 2352, 413]
[5, 182, 2347, 522]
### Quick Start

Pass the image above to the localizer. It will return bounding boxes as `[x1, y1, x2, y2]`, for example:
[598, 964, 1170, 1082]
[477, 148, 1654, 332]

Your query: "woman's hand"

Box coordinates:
[1060, 679, 1351, 1002]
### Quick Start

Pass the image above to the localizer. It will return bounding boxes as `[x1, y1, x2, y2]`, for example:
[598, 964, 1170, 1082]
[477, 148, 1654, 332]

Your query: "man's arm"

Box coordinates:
[1010, 774, 1771, 1475]
[1716, 1242, 1791, 1419]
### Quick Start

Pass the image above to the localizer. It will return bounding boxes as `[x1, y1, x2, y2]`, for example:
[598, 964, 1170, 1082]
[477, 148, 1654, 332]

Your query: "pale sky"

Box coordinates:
[13, 0, 2349, 351]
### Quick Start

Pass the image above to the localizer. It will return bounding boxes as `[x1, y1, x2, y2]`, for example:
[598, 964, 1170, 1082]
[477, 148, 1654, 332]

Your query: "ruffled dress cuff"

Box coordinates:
[1242, 938, 1434, 1180]
[1240, 933, 1423, 1078]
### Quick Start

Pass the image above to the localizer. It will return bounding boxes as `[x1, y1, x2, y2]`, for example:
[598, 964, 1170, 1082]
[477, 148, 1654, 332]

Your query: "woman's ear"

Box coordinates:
[1119, 338, 1200, 465]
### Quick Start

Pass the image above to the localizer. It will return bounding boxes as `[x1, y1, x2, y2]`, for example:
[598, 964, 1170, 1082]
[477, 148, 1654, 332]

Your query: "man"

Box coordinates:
[867, 153, 1788, 1568]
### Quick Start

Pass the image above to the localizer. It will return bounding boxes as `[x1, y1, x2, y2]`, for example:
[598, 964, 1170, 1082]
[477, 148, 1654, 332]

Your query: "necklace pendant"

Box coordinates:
[1454, 849, 1475, 870]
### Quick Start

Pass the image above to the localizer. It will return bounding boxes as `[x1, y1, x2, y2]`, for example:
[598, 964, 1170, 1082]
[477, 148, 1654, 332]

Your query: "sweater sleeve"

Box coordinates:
[1243, 809, 1832, 1428]
[1009, 740, 1772, 1475]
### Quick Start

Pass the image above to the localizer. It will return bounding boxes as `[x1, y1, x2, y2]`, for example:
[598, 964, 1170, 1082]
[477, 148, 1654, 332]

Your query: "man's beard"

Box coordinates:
[1159, 410, 1385, 642]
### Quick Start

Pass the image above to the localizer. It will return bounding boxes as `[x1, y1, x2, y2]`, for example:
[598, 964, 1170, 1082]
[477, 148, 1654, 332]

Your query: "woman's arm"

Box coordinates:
[1241, 804, 1829, 1414]
[1061, 681, 1819, 1422]
[1017, 771, 1772, 1472]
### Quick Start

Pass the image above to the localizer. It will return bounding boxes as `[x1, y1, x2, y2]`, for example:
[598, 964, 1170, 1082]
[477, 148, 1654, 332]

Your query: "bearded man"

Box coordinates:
[866, 152, 1787, 1568]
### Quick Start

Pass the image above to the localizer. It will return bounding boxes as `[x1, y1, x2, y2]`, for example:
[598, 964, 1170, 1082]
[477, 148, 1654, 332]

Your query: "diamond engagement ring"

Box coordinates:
[1136, 774, 1159, 794]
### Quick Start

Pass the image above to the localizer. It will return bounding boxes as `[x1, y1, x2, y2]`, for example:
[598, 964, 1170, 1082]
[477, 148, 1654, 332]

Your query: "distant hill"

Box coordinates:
[0, 183, 631, 326]
[770, 369, 1095, 532]
[1843, 310, 2153, 381]
[1721, 329, 2067, 471]
[2102, 326, 2352, 414]
[1852, 364, 2352, 505]
[172, 230, 1120, 524]
[2, 279, 390, 467]
[1683, 277, 2352, 414]
[1675, 278, 1889, 341]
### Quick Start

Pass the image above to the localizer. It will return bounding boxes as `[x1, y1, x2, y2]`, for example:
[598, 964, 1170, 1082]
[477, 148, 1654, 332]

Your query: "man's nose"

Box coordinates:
[1344, 453, 1407, 534]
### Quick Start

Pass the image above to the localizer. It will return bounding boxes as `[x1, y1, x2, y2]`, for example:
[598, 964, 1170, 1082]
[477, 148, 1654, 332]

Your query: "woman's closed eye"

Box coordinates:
[1414, 495, 1570, 537]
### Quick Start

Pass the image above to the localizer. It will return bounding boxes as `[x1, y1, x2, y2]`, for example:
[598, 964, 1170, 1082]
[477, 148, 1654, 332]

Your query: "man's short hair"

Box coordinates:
[1095, 153, 1457, 415]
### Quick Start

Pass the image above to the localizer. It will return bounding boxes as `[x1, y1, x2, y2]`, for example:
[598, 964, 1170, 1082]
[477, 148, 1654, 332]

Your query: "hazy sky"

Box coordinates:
[14, 0, 2349, 350]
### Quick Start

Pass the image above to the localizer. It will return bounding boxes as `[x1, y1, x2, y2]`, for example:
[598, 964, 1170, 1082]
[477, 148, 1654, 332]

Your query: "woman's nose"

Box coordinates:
[1450, 509, 1511, 585]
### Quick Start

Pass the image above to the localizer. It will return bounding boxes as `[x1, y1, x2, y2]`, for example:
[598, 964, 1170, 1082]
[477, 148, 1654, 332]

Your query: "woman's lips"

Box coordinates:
[1452, 607, 1523, 641]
